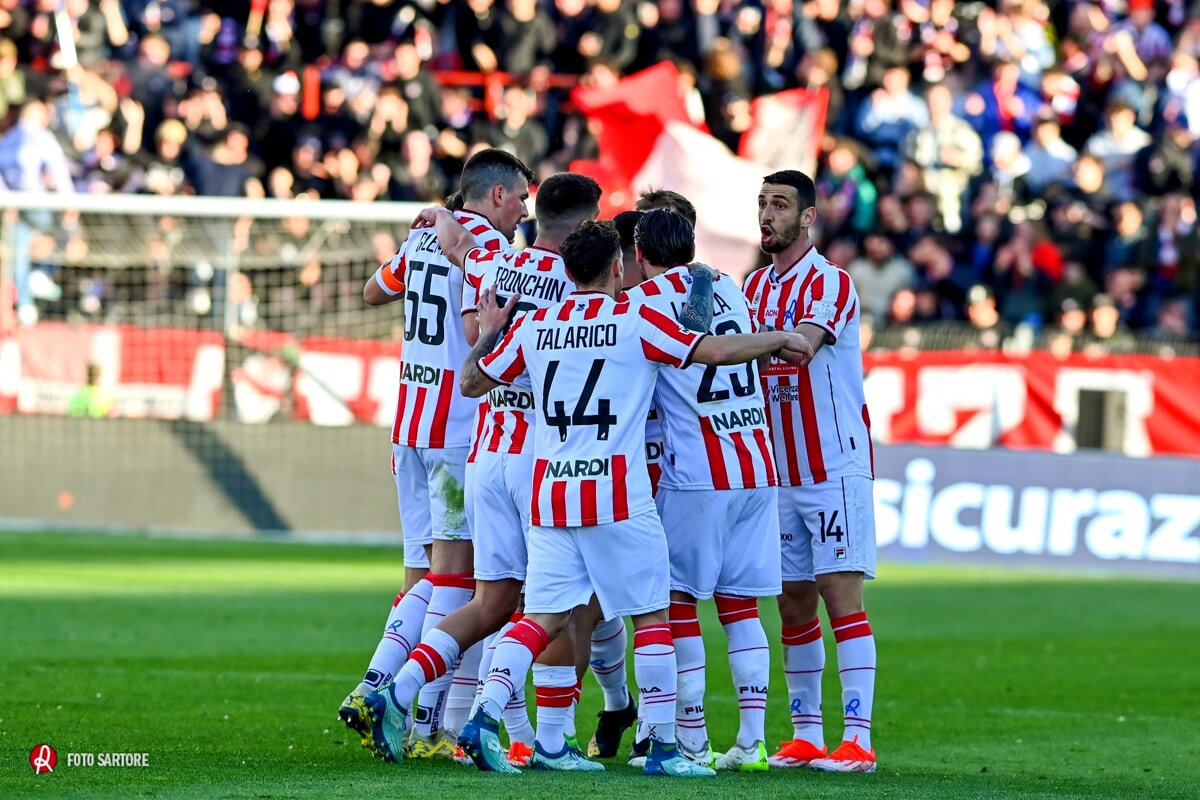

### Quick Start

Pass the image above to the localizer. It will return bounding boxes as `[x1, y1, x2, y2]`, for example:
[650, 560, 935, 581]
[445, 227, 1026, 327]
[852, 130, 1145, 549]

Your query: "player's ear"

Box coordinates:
[802, 205, 817, 228]
[491, 184, 504, 207]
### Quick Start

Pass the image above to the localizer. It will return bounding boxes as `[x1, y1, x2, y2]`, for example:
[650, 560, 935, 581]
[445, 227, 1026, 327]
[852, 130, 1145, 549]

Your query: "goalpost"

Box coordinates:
[0, 192, 430, 538]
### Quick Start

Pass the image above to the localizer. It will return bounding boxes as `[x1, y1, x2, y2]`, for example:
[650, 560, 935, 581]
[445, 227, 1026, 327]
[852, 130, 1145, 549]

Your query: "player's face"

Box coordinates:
[497, 177, 531, 241]
[758, 184, 806, 253]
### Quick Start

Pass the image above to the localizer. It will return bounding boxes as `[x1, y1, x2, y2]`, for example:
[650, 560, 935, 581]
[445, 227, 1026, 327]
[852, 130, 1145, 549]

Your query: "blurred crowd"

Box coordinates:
[0, 0, 1197, 348]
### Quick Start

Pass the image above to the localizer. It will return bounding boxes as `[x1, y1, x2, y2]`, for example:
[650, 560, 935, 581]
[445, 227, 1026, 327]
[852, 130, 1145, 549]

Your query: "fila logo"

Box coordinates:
[639, 686, 663, 694]
[683, 704, 704, 714]
[488, 667, 511, 676]
[738, 685, 768, 694]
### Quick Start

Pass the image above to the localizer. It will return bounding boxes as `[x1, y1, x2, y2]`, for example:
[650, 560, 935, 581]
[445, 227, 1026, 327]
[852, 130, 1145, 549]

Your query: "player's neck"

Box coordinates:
[772, 236, 814, 278]
[530, 236, 562, 254]
[643, 263, 672, 280]
[459, 203, 496, 228]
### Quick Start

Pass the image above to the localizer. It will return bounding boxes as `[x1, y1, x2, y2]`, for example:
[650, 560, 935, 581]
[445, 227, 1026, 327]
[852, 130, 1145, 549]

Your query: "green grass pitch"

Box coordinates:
[0, 530, 1197, 799]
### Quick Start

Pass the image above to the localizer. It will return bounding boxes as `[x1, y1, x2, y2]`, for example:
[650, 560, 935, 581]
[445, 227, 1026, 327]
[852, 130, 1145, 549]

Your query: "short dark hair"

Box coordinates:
[561, 220, 621, 287]
[612, 210, 644, 251]
[635, 188, 697, 226]
[762, 170, 816, 210]
[634, 208, 695, 267]
[535, 173, 602, 232]
[459, 148, 535, 203]
[443, 190, 464, 211]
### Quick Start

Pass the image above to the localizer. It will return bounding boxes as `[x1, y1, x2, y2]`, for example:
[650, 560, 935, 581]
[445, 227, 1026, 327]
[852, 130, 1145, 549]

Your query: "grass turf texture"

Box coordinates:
[0, 531, 1197, 799]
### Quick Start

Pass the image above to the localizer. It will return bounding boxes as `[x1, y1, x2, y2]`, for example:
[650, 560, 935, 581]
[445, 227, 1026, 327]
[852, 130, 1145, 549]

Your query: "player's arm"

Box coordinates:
[692, 329, 814, 367]
[413, 206, 475, 268]
[460, 288, 525, 397]
[795, 268, 856, 357]
[363, 251, 405, 306]
[678, 262, 716, 333]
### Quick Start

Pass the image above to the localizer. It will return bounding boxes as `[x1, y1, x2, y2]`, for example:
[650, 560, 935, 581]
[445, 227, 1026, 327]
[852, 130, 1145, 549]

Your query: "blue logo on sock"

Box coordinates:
[845, 699, 861, 716]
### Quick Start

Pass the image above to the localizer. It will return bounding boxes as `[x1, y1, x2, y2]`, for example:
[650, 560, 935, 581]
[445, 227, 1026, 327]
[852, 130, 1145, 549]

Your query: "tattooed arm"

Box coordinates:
[459, 288, 523, 398]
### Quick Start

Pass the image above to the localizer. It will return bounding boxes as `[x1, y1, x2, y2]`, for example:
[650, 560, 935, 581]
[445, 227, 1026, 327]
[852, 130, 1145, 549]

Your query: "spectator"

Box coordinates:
[0, 98, 76, 325]
[455, 0, 504, 73]
[854, 65, 930, 177]
[816, 138, 878, 239]
[1024, 108, 1078, 194]
[907, 83, 984, 233]
[489, 85, 547, 170]
[0, 37, 26, 122]
[497, 0, 557, 77]
[847, 232, 916, 322]
[961, 57, 1042, 155]
[1081, 293, 1138, 354]
[1084, 99, 1152, 202]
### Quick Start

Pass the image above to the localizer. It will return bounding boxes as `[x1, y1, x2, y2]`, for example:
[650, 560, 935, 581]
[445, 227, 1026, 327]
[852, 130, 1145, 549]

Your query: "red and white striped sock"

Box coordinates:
[716, 595, 769, 748]
[414, 574, 474, 736]
[589, 616, 630, 711]
[533, 665, 576, 753]
[669, 601, 707, 752]
[478, 618, 550, 722]
[634, 623, 678, 746]
[388, 627, 460, 711]
[782, 618, 824, 747]
[481, 615, 535, 746]
[832, 612, 876, 751]
[358, 579, 433, 693]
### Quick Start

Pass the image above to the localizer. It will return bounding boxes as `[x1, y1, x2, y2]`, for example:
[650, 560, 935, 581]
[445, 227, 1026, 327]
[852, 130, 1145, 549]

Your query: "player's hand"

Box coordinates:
[412, 206, 448, 230]
[477, 287, 521, 337]
[777, 332, 815, 367]
[688, 262, 718, 281]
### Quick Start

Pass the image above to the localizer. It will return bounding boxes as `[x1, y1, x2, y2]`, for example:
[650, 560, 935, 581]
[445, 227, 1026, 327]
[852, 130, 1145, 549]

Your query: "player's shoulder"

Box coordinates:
[456, 211, 507, 250]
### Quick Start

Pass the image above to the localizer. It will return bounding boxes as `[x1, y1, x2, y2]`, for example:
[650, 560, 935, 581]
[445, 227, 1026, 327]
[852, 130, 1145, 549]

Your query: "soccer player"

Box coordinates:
[636, 187, 698, 225]
[339, 149, 533, 758]
[622, 208, 781, 772]
[364, 172, 603, 769]
[743, 170, 879, 773]
[445, 221, 813, 777]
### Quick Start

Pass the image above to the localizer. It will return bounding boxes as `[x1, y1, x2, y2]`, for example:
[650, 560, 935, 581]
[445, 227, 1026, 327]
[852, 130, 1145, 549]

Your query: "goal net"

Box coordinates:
[0, 193, 427, 537]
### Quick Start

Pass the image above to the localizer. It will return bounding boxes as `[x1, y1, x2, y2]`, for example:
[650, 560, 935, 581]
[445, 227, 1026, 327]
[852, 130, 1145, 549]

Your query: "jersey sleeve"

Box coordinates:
[800, 266, 855, 343]
[637, 304, 704, 368]
[462, 246, 504, 314]
[372, 248, 406, 298]
[478, 312, 528, 386]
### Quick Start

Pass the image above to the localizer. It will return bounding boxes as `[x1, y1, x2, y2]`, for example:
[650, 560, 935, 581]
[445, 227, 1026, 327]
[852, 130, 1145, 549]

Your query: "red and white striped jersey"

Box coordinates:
[478, 292, 705, 527]
[743, 246, 874, 486]
[623, 267, 777, 491]
[373, 211, 507, 448]
[466, 245, 576, 456]
[645, 408, 664, 496]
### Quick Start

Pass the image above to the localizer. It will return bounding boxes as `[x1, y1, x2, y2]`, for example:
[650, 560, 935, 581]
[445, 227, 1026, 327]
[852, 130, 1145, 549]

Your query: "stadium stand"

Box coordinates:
[0, 0, 1197, 351]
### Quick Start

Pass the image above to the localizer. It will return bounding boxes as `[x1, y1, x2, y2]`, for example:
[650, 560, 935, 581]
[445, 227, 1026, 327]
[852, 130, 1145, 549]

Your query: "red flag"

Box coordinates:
[739, 87, 829, 178]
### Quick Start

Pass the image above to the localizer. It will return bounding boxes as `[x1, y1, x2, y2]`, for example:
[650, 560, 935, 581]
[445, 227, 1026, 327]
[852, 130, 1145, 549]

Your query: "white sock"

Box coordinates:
[633, 623, 677, 746]
[832, 612, 876, 751]
[533, 664, 576, 753]
[389, 627, 461, 711]
[669, 600, 707, 752]
[716, 595, 769, 748]
[413, 576, 473, 736]
[357, 580, 432, 693]
[478, 619, 549, 721]
[503, 684, 534, 747]
[783, 618, 825, 747]
[444, 639, 482, 733]
[565, 682, 580, 740]
[589, 616, 630, 711]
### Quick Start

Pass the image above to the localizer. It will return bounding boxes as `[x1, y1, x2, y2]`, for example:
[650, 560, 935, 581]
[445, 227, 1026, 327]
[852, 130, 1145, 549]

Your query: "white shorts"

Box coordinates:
[657, 486, 782, 599]
[525, 511, 670, 621]
[777, 475, 877, 582]
[392, 443, 471, 568]
[470, 449, 532, 582]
